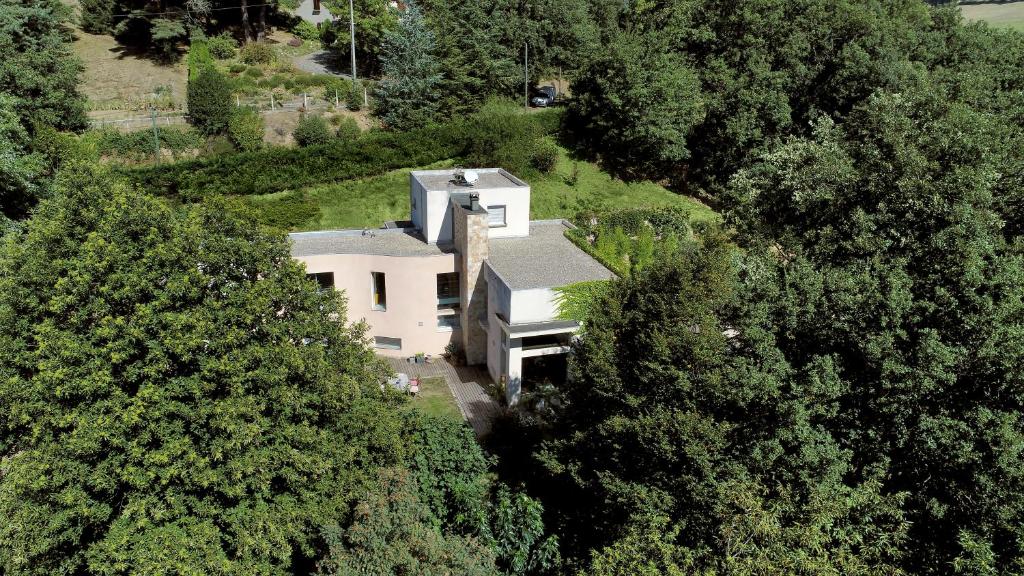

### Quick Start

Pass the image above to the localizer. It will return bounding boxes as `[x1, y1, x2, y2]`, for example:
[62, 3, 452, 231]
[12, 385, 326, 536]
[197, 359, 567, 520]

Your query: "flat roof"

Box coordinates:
[487, 221, 615, 290]
[289, 228, 452, 258]
[411, 168, 526, 192]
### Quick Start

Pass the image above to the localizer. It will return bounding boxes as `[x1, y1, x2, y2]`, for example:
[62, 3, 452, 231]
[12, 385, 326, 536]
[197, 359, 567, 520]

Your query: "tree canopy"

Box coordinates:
[0, 165, 401, 574]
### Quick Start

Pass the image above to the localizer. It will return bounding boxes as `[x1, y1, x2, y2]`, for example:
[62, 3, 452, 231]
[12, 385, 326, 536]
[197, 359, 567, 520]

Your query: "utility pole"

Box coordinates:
[349, 0, 357, 81]
[524, 41, 529, 108]
[149, 105, 161, 164]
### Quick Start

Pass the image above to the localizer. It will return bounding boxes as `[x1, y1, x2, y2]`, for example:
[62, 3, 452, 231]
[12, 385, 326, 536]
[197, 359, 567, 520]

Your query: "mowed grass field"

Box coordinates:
[242, 145, 719, 232]
[960, 2, 1024, 31]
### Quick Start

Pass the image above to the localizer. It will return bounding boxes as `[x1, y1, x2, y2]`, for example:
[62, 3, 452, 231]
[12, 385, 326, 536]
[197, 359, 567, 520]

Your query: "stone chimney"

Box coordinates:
[452, 197, 489, 365]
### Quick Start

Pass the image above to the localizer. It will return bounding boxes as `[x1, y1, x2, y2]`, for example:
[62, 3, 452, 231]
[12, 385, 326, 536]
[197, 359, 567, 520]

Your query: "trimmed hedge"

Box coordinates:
[188, 39, 213, 80]
[122, 109, 562, 200]
[91, 126, 204, 161]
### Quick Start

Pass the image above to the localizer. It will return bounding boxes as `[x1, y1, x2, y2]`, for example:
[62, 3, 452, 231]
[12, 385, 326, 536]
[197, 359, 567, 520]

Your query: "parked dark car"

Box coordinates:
[530, 86, 557, 107]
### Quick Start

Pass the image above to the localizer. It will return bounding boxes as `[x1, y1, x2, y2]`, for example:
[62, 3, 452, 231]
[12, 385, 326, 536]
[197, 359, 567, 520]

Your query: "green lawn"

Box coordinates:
[409, 376, 463, 421]
[243, 145, 717, 231]
[530, 145, 719, 226]
[961, 3, 1024, 31]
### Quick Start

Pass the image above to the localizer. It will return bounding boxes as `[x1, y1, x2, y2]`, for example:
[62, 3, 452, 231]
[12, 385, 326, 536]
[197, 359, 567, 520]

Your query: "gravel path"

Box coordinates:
[293, 50, 352, 78]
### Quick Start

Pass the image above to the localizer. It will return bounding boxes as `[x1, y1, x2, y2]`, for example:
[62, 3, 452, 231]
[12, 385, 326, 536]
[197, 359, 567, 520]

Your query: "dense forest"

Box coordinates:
[4, 0, 1024, 573]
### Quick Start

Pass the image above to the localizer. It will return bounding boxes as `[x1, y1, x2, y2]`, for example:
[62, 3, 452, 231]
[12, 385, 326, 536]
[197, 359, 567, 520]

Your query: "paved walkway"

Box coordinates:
[293, 50, 351, 77]
[384, 356, 502, 437]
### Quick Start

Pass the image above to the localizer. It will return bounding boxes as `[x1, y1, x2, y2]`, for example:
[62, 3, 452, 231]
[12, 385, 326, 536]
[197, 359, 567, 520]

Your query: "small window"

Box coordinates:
[437, 272, 460, 309]
[487, 205, 506, 227]
[437, 314, 461, 331]
[374, 336, 402, 350]
[371, 272, 387, 311]
[307, 272, 335, 291]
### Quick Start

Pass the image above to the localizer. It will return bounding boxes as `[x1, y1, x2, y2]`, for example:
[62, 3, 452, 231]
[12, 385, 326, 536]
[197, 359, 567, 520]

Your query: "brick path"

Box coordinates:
[383, 356, 502, 437]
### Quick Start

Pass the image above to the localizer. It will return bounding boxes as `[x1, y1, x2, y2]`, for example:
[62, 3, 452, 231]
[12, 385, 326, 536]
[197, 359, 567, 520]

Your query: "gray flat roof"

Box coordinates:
[411, 168, 526, 192]
[289, 228, 452, 257]
[487, 221, 615, 290]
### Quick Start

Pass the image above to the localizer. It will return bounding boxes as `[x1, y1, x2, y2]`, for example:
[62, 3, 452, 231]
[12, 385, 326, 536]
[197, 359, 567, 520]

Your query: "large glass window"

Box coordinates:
[487, 205, 506, 227]
[307, 272, 335, 291]
[437, 272, 460, 309]
[371, 272, 387, 311]
[437, 313, 461, 331]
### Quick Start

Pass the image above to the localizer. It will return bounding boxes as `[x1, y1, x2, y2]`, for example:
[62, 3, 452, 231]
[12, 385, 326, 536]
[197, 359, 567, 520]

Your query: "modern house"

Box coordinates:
[289, 168, 614, 404]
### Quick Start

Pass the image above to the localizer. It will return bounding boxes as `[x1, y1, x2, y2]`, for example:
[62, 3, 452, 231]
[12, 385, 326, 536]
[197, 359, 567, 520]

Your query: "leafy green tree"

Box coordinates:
[187, 67, 233, 134]
[0, 0, 87, 132]
[374, 1, 442, 131]
[0, 93, 45, 223]
[566, 32, 703, 181]
[487, 486, 561, 576]
[728, 84, 1024, 572]
[0, 166, 400, 575]
[404, 413, 490, 533]
[317, 468, 500, 576]
[539, 230, 906, 568]
[322, 0, 397, 78]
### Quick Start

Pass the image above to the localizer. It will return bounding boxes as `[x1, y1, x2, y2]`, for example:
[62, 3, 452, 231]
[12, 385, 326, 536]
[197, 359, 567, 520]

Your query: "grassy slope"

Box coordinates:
[961, 2, 1024, 31]
[245, 146, 718, 231]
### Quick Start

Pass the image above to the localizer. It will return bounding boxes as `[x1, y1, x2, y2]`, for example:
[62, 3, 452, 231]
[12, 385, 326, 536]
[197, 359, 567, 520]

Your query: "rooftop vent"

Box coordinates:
[452, 168, 479, 187]
[469, 192, 480, 211]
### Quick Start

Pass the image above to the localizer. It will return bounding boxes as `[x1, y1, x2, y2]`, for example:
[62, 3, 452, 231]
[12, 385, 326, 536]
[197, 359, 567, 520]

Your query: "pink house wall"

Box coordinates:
[296, 252, 459, 357]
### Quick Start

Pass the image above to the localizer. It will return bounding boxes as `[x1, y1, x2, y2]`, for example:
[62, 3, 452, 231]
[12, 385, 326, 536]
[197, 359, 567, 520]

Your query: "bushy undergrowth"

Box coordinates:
[123, 109, 561, 200]
[566, 206, 697, 277]
[89, 126, 205, 161]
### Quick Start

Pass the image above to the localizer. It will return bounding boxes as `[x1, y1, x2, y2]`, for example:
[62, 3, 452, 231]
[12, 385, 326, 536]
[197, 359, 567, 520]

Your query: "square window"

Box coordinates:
[487, 205, 506, 228]
[437, 314, 461, 331]
[307, 272, 335, 291]
[374, 336, 401, 350]
[371, 272, 387, 311]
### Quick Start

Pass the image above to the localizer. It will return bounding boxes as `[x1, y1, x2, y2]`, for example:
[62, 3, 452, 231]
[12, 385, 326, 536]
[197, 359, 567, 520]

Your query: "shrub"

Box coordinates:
[228, 107, 264, 152]
[334, 117, 361, 141]
[188, 39, 213, 80]
[228, 63, 247, 73]
[79, 0, 113, 33]
[239, 41, 274, 65]
[207, 33, 237, 59]
[346, 80, 363, 111]
[205, 135, 236, 155]
[292, 115, 333, 147]
[187, 67, 233, 135]
[530, 139, 559, 174]
[120, 113, 560, 199]
[464, 98, 542, 174]
[292, 20, 320, 42]
[240, 191, 319, 230]
[244, 66, 263, 78]
[91, 126, 204, 161]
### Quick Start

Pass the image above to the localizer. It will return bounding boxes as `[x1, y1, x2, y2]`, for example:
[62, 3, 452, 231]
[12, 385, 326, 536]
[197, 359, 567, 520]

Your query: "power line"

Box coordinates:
[108, 3, 278, 18]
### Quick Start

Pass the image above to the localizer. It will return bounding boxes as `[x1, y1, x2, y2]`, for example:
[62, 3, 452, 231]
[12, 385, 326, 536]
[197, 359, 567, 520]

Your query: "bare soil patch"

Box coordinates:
[72, 28, 188, 113]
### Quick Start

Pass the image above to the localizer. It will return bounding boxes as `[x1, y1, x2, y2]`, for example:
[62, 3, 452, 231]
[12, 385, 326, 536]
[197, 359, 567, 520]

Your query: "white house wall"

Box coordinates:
[297, 252, 458, 357]
[509, 288, 560, 324]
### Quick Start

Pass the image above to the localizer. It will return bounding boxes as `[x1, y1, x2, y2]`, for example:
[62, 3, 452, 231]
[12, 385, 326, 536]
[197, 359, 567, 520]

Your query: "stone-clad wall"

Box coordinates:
[453, 200, 490, 365]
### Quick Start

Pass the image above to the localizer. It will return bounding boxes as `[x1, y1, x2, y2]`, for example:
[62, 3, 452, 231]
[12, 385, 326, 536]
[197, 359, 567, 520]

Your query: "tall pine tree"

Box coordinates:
[373, 1, 442, 131]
